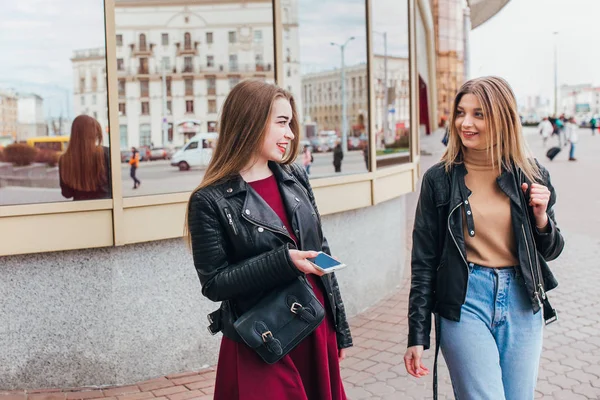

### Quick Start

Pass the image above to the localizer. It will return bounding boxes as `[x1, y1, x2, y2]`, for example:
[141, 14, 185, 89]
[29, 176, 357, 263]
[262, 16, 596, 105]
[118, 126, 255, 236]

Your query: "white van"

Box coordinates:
[170, 133, 218, 171]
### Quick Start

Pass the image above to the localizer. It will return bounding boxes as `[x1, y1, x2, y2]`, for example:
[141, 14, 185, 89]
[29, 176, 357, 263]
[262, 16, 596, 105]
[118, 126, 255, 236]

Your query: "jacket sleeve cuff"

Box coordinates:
[534, 214, 556, 242]
[407, 333, 431, 351]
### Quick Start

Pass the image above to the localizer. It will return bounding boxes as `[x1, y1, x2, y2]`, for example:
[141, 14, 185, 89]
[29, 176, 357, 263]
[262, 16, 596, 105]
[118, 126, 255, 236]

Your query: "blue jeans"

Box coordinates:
[440, 264, 543, 400]
[570, 143, 575, 159]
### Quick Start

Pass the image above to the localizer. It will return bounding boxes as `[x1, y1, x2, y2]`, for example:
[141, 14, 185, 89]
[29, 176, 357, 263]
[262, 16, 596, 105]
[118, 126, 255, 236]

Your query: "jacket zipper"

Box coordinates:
[448, 202, 469, 270]
[521, 224, 543, 305]
[241, 214, 297, 248]
[224, 207, 238, 235]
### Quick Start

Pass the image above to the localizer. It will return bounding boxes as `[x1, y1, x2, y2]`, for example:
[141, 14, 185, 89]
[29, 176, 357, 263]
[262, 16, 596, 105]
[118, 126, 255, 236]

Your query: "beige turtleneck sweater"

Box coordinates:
[463, 148, 519, 268]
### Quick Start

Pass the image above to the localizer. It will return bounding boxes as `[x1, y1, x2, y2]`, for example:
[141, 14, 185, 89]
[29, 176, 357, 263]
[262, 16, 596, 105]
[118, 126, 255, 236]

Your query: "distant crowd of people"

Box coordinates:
[537, 114, 580, 161]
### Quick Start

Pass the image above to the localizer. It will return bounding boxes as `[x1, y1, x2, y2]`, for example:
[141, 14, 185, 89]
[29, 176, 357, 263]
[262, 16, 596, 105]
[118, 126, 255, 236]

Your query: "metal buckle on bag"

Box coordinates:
[261, 331, 274, 342]
[290, 302, 303, 314]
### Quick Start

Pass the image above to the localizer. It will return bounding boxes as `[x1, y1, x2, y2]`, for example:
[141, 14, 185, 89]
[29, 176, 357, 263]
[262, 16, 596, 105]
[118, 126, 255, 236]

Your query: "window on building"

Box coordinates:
[207, 55, 214, 67]
[184, 56, 193, 73]
[92, 77, 97, 92]
[141, 101, 150, 115]
[255, 54, 264, 71]
[118, 79, 126, 97]
[184, 32, 192, 50]
[207, 121, 217, 132]
[117, 58, 124, 71]
[168, 123, 174, 142]
[206, 32, 213, 44]
[119, 103, 126, 116]
[116, 34, 123, 46]
[120, 124, 128, 148]
[92, 94, 97, 105]
[139, 57, 149, 74]
[228, 31, 237, 44]
[206, 76, 216, 95]
[140, 79, 149, 97]
[186, 100, 194, 113]
[229, 76, 240, 90]
[81, 95, 85, 106]
[139, 33, 147, 51]
[287, 68, 291, 78]
[93, 111, 98, 119]
[254, 30, 262, 42]
[161, 33, 169, 46]
[208, 99, 217, 113]
[166, 77, 172, 96]
[229, 54, 238, 71]
[140, 124, 151, 146]
[166, 100, 172, 114]
[185, 78, 194, 96]
[286, 48, 291, 62]
[161, 56, 170, 71]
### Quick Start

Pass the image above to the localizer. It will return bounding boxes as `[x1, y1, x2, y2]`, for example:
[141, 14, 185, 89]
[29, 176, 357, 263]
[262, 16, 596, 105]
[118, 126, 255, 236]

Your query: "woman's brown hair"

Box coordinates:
[441, 76, 541, 183]
[59, 114, 107, 191]
[184, 79, 300, 241]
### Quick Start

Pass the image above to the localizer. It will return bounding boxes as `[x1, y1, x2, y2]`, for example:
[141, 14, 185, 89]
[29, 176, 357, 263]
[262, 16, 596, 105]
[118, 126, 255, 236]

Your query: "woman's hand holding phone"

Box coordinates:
[289, 249, 325, 276]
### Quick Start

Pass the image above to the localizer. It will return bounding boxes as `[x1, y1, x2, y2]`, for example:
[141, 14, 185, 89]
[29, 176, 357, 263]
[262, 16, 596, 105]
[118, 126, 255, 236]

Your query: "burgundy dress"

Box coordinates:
[213, 175, 346, 400]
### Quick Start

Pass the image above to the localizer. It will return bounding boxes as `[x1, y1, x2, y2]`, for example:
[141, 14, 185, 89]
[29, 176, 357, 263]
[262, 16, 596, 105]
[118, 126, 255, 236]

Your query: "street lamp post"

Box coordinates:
[553, 31, 559, 116]
[373, 30, 388, 145]
[331, 37, 355, 153]
[161, 57, 169, 146]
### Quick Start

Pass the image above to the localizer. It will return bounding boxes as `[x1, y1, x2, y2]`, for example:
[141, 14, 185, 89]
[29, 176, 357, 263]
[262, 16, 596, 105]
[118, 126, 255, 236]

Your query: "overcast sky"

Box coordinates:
[469, 0, 600, 107]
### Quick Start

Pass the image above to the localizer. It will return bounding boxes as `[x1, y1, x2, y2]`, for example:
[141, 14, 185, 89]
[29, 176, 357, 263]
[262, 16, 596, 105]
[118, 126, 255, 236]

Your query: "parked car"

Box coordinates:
[148, 147, 169, 161]
[170, 133, 218, 171]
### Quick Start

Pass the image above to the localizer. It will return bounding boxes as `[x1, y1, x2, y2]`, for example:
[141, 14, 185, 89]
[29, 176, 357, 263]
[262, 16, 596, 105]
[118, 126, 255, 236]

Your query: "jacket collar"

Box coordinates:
[220, 162, 301, 238]
[450, 161, 523, 211]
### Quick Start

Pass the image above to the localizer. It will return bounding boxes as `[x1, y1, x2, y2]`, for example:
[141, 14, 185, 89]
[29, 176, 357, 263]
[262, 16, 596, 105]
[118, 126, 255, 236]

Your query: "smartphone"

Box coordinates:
[308, 252, 347, 274]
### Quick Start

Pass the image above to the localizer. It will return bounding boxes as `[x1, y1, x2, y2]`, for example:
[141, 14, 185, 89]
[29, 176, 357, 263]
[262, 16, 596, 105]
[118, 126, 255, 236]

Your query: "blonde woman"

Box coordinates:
[186, 80, 351, 400]
[404, 76, 564, 399]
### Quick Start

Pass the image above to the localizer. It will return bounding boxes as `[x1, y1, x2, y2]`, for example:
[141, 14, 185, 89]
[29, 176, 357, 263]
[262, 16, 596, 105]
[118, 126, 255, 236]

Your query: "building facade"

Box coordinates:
[433, 0, 469, 127]
[0, 90, 18, 140]
[560, 83, 600, 120]
[17, 94, 46, 140]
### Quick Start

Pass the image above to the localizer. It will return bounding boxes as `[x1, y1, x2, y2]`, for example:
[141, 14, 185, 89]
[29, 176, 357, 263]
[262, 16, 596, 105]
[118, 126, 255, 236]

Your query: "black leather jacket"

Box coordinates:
[408, 161, 564, 349]
[188, 162, 353, 349]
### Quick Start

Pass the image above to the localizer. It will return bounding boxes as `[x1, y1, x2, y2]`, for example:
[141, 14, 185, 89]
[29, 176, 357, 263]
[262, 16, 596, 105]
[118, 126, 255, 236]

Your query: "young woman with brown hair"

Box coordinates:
[186, 79, 352, 400]
[59, 114, 111, 200]
[404, 76, 564, 399]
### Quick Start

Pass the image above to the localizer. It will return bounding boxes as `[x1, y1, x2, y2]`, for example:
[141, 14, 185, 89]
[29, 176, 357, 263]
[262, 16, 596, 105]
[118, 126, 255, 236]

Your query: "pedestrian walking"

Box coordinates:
[333, 140, 343, 173]
[129, 147, 141, 189]
[590, 117, 597, 136]
[404, 76, 564, 400]
[186, 79, 352, 400]
[302, 144, 312, 175]
[59, 114, 111, 200]
[538, 117, 553, 147]
[566, 116, 578, 161]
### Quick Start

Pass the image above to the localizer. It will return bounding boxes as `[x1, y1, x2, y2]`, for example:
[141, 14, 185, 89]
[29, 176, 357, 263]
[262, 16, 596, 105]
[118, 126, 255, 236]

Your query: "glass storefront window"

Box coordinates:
[115, 0, 274, 196]
[0, 0, 111, 205]
[373, 0, 411, 168]
[282, 0, 370, 178]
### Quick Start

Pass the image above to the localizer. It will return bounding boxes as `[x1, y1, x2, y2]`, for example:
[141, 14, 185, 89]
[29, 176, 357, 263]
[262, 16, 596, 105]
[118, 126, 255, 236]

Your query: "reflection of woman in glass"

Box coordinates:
[404, 77, 564, 399]
[59, 114, 111, 200]
[129, 147, 141, 189]
[186, 79, 352, 400]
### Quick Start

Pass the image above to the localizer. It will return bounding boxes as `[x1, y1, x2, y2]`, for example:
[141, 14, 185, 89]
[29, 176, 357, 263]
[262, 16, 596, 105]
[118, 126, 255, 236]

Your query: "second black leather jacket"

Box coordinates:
[408, 160, 564, 350]
[188, 162, 353, 349]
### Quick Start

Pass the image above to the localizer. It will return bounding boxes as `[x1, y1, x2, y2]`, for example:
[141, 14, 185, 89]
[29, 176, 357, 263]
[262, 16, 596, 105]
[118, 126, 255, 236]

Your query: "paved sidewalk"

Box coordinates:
[1, 128, 598, 399]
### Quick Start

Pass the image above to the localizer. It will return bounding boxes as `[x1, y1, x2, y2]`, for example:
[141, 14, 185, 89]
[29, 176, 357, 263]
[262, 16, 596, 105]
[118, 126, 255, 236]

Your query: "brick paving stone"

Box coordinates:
[362, 381, 395, 396]
[150, 388, 187, 398]
[164, 391, 203, 400]
[102, 387, 139, 398]
[552, 390, 588, 400]
[65, 391, 104, 400]
[116, 393, 154, 400]
[28, 395, 66, 400]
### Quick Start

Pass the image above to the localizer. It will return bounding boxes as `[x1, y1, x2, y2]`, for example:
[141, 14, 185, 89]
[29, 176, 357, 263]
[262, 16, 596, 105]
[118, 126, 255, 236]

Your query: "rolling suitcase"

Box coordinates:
[546, 146, 561, 161]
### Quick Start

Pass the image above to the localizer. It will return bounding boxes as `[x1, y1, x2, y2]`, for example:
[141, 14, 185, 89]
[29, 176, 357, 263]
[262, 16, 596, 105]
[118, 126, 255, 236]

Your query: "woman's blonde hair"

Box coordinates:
[441, 76, 540, 182]
[184, 79, 300, 244]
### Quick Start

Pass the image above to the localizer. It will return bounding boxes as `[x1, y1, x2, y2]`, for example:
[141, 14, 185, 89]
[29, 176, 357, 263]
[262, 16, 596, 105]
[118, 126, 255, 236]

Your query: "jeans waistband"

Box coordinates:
[468, 262, 518, 274]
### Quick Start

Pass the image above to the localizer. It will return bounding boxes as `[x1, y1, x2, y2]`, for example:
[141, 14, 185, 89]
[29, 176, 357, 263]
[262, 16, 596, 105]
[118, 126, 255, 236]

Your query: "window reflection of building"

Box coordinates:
[301, 64, 368, 137]
[74, 0, 275, 149]
[434, 0, 468, 125]
[71, 47, 108, 138]
[281, 0, 302, 119]
[0, 90, 18, 139]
